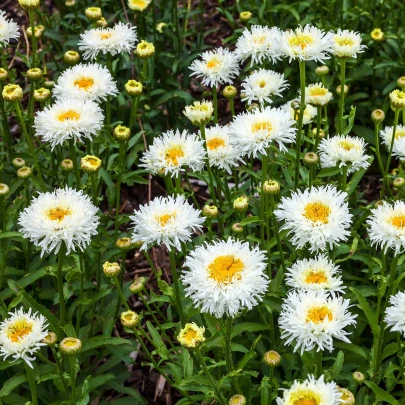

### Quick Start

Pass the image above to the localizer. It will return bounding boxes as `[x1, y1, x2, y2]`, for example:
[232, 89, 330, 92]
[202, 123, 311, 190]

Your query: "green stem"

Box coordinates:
[129, 96, 140, 132]
[315, 350, 322, 378]
[25, 363, 38, 405]
[314, 106, 322, 152]
[229, 98, 235, 118]
[57, 245, 66, 325]
[340, 165, 348, 192]
[200, 125, 218, 205]
[0, 198, 5, 290]
[260, 154, 268, 251]
[50, 347, 68, 398]
[68, 139, 81, 188]
[212, 86, 218, 123]
[113, 275, 130, 311]
[169, 250, 185, 326]
[384, 109, 400, 184]
[374, 121, 385, 187]
[28, 10, 38, 67]
[338, 58, 347, 133]
[270, 195, 285, 276]
[70, 357, 77, 405]
[294, 60, 306, 189]
[225, 317, 233, 374]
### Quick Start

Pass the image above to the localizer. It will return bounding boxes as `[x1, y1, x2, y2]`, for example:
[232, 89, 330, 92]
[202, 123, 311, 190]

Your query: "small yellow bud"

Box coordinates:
[115, 237, 135, 251]
[233, 196, 249, 212]
[2, 84, 23, 102]
[125, 80, 143, 96]
[223, 85, 237, 99]
[129, 277, 147, 294]
[0, 68, 8, 81]
[371, 28, 384, 42]
[352, 371, 365, 384]
[103, 261, 121, 278]
[26, 25, 45, 39]
[315, 65, 329, 76]
[12, 158, 25, 168]
[390, 89, 405, 109]
[96, 17, 108, 28]
[85, 7, 102, 21]
[65, 0, 75, 7]
[80, 155, 102, 173]
[61, 159, 74, 172]
[120, 310, 140, 328]
[34, 87, 51, 102]
[60, 337, 82, 355]
[156, 22, 166, 33]
[304, 152, 319, 166]
[263, 180, 280, 194]
[26, 68, 43, 81]
[177, 323, 205, 348]
[393, 177, 405, 189]
[229, 395, 247, 405]
[263, 350, 281, 367]
[202, 204, 218, 219]
[231, 223, 244, 234]
[17, 166, 33, 179]
[0, 183, 9, 197]
[113, 125, 131, 142]
[397, 77, 405, 91]
[312, 127, 326, 139]
[64, 50, 81, 65]
[337, 387, 355, 405]
[128, 0, 151, 12]
[371, 109, 385, 124]
[239, 11, 252, 22]
[18, 0, 40, 10]
[135, 41, 155, 59]
[336, 84, 349, 96]
[42, 331, 57, 346]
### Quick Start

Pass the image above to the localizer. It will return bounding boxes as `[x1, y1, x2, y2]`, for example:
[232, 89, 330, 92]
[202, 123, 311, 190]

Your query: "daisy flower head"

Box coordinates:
[385, 291, 405, 336]
[285, 254, 344, 293]
[241, 69, 289, 105]
[276, 375, 342, 405]
[305, 83, 333, 107]
[183, 100, 214, 126]
[130, 195, 204, 251]
[279, 290, 357, 354]
[367, 200, 405, 255]
[0, 308, 48, 368]
[0, 10, 19, 47]
[182, 238, 268, 318]
[235, 25, 281, 67]
[318, 134, 370, 173]
[78, 22, 137, 60]
[140, 129, 206, 177]
[333, 29, 366, 58]
[128, 0, 151, 11]
[285, 100, 317, 125]
[230, 106, 297, 158]
[189, 47, 240, 88]
[18, 186, 99, 256]
[202, 124, 242, 174]
[274, 185, 352, 253]
[279, 25, 334, 63]
[34, 98, 104, 150]
[53, 63, 118, 102]
[380, 124, 405, 161]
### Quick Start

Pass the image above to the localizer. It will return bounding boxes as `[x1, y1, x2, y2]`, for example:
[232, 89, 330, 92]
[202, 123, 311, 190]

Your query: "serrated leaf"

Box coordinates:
[81, 337, 130, 353]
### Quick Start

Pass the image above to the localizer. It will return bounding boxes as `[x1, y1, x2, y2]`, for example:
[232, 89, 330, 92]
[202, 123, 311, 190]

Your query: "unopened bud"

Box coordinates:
[61, 158, 74, 171]
[393, 177, 405, 189]
[59, 337, 82, 355]
[233, 196, 249, 212]
[17, 166, 32, 179]
[315, 65, 329, 76]
[263, 350, 281, 367]
[239, 11, 252, 22]
[26, 68, 43, 81]
[125, 80, 143, 96]
[136, 41, 155, 59]
[338, 387, 355, 405]
[113, 125, 131, 142]
[263, 180, 280, 194]
[336, 84, 349, 96]
[231, 223, 244, 234]
[390, 89, 405, 109]
[103, 261, 121, 278]
[129, 277, 147, 294]
[44, 80, 55, 89]
[42, 331, 57, 346]
[120, 310, 140, 328]
[96, 17, 108, 28]
[202, 204, 218, 219]
[26, 25, 45, 39]
[312, 127, 326, 139]
[65, 0, 75, 7]
[81, 155, 102, 173]
[18, 0, 40, 10]
[2, 84, 23, 102]
[0, 68, 8, 81]
[371, 28, 384, 42]
[371, 109, 385, 124]
[229, 395, 246, 405]
[223, 85, 237, 99]
[0, 183, 9, 197]
[115, 237, 135, 251]
[12, 158, 25, 168]
[64, 50, 81, 65]
[352, 371, 365, 384]
[85, 7, 102, 21]
[304, 152, 319, 166]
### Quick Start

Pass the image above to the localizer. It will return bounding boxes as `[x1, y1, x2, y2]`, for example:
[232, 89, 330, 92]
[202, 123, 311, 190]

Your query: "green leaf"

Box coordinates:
[364, 381, 399, 405]
[317, 167, 341, 178]
[81, 337, 130, 353]
[231, 323, 269, 338]
[0, 231, 24, 241]
[237, 335, 261, 370]
[146, 321, 170, 359]
[330, 351, 344, 380]
[240, 216, 261, 226]
[350, 287, 380, 337]
[0, 374, 27, 398]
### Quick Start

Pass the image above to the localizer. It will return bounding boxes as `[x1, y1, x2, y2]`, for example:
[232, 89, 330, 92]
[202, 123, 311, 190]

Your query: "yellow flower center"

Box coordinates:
[304, 270, 328, 284]
[309, 87, 328, 97]
[306, 306, 333, 324]
[395, 129, 405, 139]
[57, 110, 80, 122]
[184, 328, 197, 342]
[74, 77, 95, 90]
[165, 145, 184, 166]
[290, 390, 320, 405]
[7, 319, 33, 343]
[251, 120, 272, 134]
[389, 215, 405, 229]
[335, 37, 355, 47]
[206, 58, 221, 70]
[257, 80, 267, 88]
[207, 137, 225, 150]
[289, 34, 314, 50]
[303, 202, 331, 224]
[63, 339, 78, 347]
[338, 140, 356, 151]
[48, 207, 71, 222]
[85, 157, 99, 166]
[100, 33, 112, 40]
[253, 35, 265, 44]
[156, 212, 176, 226]
[208, 255, 244, 284]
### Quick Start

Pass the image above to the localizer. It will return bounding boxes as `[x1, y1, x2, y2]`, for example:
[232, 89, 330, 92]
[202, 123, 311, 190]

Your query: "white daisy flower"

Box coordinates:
[181, 238, 268, 318]
[78, 22, 137, 60]
[0, 10, 19, 46]
[385, 291, 405, 336]
[274, 185, 352, 253]
[18, 186, 99, 256]
[53, 63, 118, 102]
[276, 375, 342, 405]
[230, 106, 297, 157]
[183, 100, 214, 126]
[367, 201, 405, 255]
[285, 100, 317, 125]
[279, 290, 357, 354]
[202, 124, 242, 174]
[380, 124, 405, 161]
[333, 29, 366, 58]
[189, 47, 240, 88]
[241, 69, 289, 105]
[279, 25, 333, 62]
[140, 129, 206, 177]
[285, 254, 344, 293]
[235, 25, 281, 67]
[0, 308, 48, 368]
[34, 98, 104, 150]
[318, 134, 370, 173]
[305, 83, 333, 107]
[130, 195, 205, 251]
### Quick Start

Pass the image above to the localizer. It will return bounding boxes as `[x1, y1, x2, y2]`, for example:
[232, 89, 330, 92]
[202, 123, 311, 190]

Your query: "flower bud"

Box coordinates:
[231, 223, 244, 234]
[81, 155, 102, 173]
[34, 87, 51, 102]
[18, 0, 40, 10]
[42, 331, 57, 346]
[397, 77, 405, 91]
[311, 127, 326, 139]
[12, 158, 25, 168]
[233, 196, 249, 212]
[375, 200, 383, 207]
[129, 277, 147, 294]
[229, 395, 246, 405]
[2, 84, 23, 102]
[247, 102, 259, 112]
[113, 125, 131, 142]
[202, 204, 218, 219]
[61, 159, 74, 172]
[239, 11, 252, 22]
[183, 100, 213, 126]
[26, 68, 43, 81]
[65, 0, 75, 7]
[120, 310, 140, 328]
[177, 322, 205, 348]
[135, 41, 155, 59]
[26, 25, 45, 39]
[223, 85, 237, 99]
[390, 89, 405, 109]
[315, 65, 329, 76]
[352, 371, 365, 384]
[96, 17, 108, 28]
[103, 261, 121, 278]
[290, 99, 300, 110]
[44, 80, 55, 89]
[128, 0, 151, 11]
[0, 68, 8, 82]
[0, 183, 9, 197]
[85, 7, 102, 21]
[393, 177, 405, 189]
[371, 28, 384, 42]
[336, 84, 349, 96]
[60, 337, 82, 355]
[304, 152, 319, 166]
[263, 350, 281, 367]
[64, 50, 81, 65]
[17, 166, 32, 179]
[125, 80, 143, 96]
[156, 22, 166, 33]
[133, 240, 143, 249]
[371, 109, 385, 124]
[338, 387, 355, 405]
[115, 237, 135, 251]
[263, 180, 280, 194]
